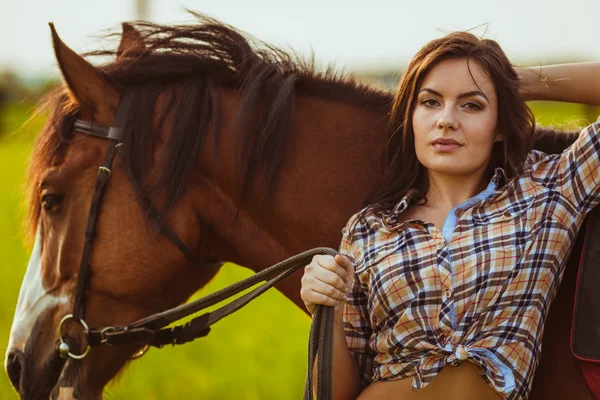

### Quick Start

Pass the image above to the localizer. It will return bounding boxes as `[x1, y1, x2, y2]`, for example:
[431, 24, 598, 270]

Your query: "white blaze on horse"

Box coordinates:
[8, 228, 69, 354]
[4, 15, 596, 400]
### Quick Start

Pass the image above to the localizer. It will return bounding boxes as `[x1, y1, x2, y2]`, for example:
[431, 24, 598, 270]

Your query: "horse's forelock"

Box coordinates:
[25, 89, 79, 243]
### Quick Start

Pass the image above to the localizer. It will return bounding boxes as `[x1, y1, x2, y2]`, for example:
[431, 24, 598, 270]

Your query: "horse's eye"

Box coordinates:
[42, 194, 64, 212]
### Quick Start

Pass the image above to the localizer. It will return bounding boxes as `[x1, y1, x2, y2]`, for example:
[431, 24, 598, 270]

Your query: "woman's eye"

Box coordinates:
[42, 194, 64, 212]
[463, 102, 482, 110]
[421, 99, 439, 107]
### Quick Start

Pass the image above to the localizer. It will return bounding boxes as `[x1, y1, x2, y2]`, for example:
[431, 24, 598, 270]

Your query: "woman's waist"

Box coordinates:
[358, 362, 502, 400]
[369, 340, 522, 396]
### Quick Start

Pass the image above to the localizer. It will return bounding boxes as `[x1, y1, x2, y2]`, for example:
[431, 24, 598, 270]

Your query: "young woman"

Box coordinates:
[300, 32, 600, 400]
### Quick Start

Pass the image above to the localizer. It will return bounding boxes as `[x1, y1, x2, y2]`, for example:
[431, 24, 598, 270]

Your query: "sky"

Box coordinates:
[1, 0, 599, 78]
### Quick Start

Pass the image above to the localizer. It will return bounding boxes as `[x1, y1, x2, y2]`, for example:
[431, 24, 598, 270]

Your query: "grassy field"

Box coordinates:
[0, 100, 598, 399]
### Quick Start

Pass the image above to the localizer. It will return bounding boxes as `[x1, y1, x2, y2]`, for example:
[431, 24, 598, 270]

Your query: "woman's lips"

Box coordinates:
[433, 143, 462, 151]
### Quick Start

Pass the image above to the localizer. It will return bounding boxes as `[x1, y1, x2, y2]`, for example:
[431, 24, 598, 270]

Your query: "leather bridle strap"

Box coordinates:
[72, 91, 134, 322]
[82, 246, 335, 400]
[86, 247, 336, 348]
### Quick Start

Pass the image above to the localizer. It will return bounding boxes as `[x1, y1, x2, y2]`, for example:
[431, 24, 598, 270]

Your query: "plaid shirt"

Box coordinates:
[341, 119, 600, 400]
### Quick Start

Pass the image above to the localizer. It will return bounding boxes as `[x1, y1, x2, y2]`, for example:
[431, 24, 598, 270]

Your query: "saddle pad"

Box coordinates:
[572, 205, 600, 362]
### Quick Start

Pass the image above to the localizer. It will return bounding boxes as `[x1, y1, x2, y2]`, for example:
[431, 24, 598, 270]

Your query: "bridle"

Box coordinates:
[55, 91, 335, 399]
[57, 90, 218, 358]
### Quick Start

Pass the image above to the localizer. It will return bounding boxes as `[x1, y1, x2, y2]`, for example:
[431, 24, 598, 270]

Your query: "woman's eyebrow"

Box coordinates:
[419, 88, 489, 103]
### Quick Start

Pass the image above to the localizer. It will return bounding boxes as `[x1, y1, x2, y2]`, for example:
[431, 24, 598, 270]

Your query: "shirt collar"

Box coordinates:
[383, 167, 509, 229]
[490, 167, 508, 189]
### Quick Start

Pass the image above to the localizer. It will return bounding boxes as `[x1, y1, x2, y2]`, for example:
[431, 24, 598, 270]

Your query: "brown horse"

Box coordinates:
[4, 15, 596, 400]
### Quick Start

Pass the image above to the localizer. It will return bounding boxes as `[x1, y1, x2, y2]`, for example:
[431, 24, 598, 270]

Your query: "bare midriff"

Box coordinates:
[357, 362, 503, 400]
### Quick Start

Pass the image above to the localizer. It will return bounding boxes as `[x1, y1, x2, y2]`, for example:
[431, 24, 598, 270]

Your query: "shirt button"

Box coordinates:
[444, 289, 452, 299]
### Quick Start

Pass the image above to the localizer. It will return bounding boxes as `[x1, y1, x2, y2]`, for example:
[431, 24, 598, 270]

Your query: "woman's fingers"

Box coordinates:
[335, 254, 355, 276]
[300, 282, 345, 308]
[305, 290, 341, 307]
[335, 254, 355, 290]
[313, 264, 348, 293]
[314, 254, 349, 282]
[300, 254, 357, 314]
[301, 269, 347, 304]
[311, 273, 348, 300]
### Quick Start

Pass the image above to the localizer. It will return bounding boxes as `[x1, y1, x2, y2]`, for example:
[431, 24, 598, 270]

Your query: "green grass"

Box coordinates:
[0, 100, 598, 399]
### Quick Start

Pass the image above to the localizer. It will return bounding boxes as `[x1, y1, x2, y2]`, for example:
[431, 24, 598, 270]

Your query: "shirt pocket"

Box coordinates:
[468, 196, 538, 304]
[472, 195, 536, 251]
[360, 232, 407, 272]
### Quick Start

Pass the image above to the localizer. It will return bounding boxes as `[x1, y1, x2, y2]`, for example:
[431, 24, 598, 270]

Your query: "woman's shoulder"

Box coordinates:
[342, 205, 395, 242]
[522, 148, 554, 170]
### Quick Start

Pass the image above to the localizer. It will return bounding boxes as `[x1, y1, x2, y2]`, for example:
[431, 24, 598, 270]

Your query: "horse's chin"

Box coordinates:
[9, 350, 100, 400]
[48, 359, 102, 400]
[8, 346, 65, 400]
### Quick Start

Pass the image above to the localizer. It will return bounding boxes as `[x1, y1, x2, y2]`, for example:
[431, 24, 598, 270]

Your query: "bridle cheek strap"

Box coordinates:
[72, 91, 134, 322]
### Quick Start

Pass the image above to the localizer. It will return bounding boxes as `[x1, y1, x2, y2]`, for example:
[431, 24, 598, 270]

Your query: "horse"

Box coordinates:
[4, 14, 596, 399]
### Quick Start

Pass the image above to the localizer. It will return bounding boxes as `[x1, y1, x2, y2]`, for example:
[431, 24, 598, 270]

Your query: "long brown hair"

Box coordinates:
[362, 32, 536, 220]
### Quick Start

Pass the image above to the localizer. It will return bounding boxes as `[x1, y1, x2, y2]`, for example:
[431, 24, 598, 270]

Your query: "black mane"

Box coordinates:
[68, 14, 389, 213]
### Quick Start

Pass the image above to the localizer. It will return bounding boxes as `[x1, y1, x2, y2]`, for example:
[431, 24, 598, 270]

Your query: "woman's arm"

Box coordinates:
[301, 253, 364, 399]
[312, 305, 363, 400]
[518, 62, 600, 106]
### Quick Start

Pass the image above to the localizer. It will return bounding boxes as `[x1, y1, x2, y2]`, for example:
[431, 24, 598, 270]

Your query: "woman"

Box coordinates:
[300, 32, 600, 400]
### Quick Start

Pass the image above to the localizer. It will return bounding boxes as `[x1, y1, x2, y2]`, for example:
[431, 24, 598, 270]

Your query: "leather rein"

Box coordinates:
[57, 91, 335, 399]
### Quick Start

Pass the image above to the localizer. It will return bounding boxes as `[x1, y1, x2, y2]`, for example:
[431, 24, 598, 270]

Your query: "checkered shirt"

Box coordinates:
[340, 119, 600, 400]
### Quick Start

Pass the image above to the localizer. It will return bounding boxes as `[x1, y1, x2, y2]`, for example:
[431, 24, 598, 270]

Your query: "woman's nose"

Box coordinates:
[437, 108, 458, 130]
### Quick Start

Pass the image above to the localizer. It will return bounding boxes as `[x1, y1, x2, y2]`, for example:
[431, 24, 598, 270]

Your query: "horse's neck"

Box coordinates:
[188, 88, 387, 306]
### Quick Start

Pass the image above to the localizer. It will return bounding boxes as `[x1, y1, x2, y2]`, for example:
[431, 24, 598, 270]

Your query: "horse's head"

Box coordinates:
[5, 24, 219, 399]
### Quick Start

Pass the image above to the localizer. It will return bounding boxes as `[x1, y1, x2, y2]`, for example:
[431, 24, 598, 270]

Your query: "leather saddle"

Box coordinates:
[573, 205, 600, 397]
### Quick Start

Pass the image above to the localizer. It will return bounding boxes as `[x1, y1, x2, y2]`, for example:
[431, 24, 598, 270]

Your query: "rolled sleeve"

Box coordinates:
[530, 119, 600, 214]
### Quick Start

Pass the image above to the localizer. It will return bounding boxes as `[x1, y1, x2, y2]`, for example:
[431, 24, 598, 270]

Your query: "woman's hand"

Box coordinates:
[300, 254, 355, 315]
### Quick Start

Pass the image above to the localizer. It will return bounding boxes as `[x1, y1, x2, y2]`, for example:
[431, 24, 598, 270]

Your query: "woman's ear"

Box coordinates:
[495, 131, 504, 143]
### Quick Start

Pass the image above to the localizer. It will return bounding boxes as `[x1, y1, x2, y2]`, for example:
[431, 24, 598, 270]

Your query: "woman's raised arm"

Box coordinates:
[518, 62, 600, 106]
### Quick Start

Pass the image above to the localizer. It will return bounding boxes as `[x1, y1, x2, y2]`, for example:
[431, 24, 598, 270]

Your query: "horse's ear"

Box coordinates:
[49, 23, 120, 126]
[117, 23, 146, 59]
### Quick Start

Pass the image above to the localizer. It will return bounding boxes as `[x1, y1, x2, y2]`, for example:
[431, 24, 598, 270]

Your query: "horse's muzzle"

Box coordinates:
[5, 348, 26, 394]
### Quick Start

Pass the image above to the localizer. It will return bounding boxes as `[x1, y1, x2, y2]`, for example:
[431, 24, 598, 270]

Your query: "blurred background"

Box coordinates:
[1, 0, 599, 399]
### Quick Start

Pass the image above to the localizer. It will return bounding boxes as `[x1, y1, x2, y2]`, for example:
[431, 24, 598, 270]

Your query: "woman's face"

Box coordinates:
[412, 58, 502, 180]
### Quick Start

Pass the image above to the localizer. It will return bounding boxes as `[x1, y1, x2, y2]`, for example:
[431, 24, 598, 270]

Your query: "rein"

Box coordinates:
[57, 91, 335, 399]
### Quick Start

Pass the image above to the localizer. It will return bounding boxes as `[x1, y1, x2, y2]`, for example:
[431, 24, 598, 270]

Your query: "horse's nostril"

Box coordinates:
[5, 350, 24, 392]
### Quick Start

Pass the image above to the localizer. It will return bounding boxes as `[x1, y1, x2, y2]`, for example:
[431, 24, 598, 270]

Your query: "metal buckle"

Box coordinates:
[98, 166, 111, 177]
[57, 314, 91, 360]
[131, 344, 150, 359]
[100, 326, 117, 345]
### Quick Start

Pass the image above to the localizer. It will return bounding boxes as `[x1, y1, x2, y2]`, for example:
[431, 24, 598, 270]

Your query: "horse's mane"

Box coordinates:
[26, 13, 392, 239]
[25, 12, 581, 240]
